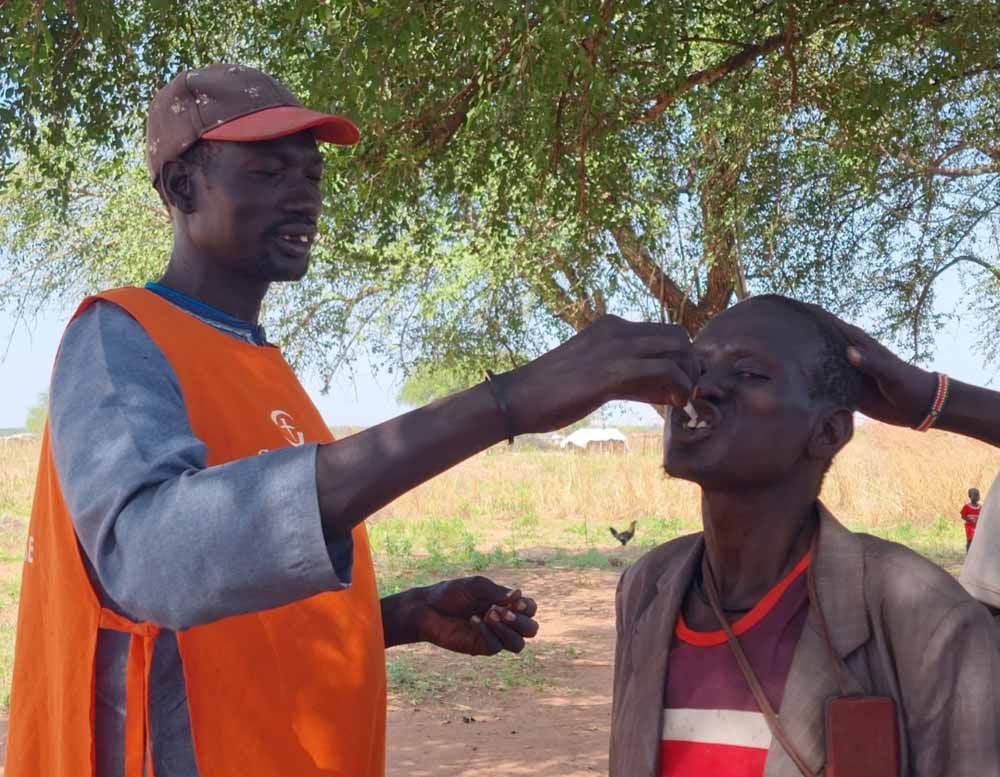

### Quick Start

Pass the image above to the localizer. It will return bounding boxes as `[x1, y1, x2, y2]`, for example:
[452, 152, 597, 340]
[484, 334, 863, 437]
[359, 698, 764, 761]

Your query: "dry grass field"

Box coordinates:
[0, 422, 995, 773]
[369, 421, 998, 588]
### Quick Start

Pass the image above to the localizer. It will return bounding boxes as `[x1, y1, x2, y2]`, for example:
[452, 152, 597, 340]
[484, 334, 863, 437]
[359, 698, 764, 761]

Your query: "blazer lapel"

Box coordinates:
[618, 535, 704, 777]
[763, 506, 870, 777]
[763, 619, 843, 777]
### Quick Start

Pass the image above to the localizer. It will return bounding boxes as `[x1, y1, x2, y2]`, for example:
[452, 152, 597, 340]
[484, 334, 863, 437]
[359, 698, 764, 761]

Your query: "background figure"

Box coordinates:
[961, 477, 1000, 622]
[961, 487, 982, 553]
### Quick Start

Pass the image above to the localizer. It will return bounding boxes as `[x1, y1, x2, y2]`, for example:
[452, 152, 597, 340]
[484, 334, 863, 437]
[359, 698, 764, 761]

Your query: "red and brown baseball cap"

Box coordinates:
[145, 63, 360, 184]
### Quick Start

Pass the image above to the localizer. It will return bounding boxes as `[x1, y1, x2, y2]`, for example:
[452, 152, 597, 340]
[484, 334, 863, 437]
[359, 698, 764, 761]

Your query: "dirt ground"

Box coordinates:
[0, 567, 620, 777]
[386, 567, 619, 777]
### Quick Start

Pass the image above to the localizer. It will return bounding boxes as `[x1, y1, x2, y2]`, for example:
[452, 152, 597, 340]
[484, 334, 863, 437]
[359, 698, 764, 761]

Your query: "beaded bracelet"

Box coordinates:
[484, 370, 516, 445]
[915, 373, 950, 432]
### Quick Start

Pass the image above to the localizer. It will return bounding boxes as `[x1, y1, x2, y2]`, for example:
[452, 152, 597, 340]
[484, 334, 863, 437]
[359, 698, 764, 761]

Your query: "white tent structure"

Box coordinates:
[560, 427, 630, 453]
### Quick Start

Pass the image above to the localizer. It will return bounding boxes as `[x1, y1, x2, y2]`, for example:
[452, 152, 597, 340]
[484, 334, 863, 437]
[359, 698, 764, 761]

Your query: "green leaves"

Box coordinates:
[2, 1, 1000, 381]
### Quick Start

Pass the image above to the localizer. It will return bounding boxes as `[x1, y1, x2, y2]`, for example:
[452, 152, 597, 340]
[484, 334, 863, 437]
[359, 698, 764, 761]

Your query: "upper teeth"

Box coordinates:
[683, 401, 702, 430]
[282, 234, 309, 243]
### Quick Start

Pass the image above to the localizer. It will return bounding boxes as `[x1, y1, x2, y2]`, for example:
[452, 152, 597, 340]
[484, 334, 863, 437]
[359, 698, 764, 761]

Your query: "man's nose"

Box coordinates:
[282, 184, 322, 223]
[692, 364, 725, 402]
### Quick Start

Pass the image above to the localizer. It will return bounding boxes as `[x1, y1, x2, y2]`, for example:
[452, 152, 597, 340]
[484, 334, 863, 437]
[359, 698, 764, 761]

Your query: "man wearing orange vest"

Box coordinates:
[6, 65, 696, 777]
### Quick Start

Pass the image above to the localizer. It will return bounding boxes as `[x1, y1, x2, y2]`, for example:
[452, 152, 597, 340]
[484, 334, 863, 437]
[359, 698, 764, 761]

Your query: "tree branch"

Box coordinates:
[535, 265, 602, 331]
[889, 147, 1000, 179]
[638, 0, 849, 123]
[609, 224, 709, 332]
[678, 36, 753, 47]
[639, 29, 792, 122]
[401, 16, 543, 152]
[690, 135, 743, 323]
[911, 254, 1000, 358]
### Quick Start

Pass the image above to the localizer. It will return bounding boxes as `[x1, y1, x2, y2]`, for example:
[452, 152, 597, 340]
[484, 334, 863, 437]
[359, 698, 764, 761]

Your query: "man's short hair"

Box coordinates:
[749, 294, 864, 411]
[154, 140, 220, 205]
[179, 139, 219, 171]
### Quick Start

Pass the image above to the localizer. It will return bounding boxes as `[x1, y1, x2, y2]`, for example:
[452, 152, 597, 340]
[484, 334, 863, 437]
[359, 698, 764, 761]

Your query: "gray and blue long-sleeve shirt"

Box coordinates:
[49, 284, 354, 777]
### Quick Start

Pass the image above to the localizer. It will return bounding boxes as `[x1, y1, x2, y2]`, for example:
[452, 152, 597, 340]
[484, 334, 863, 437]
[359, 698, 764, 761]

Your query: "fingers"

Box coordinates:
[508, 593, 538, 618]
[799, 302, 904, 380]
[799, 302, 883, 352]
[494, 606, 539, 639]
[630, 335, 697, 379]
[496, 588, 538, 617]
[601, 319, 696, 386]
[480, 605, 538, 653]
[469, 614, 505, 655]
[844, 340, 913, 388]
[614, 357, 694, 407]
[629, 334, 692, 358]
[464, 578, 539, 619]
[798, 302, 863, 341]
[462, 575, 512, 606]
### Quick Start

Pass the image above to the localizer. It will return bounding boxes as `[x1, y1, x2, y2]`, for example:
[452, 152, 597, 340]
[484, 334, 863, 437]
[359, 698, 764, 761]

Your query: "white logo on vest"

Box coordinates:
[270, 409, 305, 446]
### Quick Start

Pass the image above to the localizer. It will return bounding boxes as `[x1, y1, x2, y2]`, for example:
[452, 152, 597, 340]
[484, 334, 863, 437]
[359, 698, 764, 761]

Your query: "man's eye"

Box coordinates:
[737, 370, 767, 380]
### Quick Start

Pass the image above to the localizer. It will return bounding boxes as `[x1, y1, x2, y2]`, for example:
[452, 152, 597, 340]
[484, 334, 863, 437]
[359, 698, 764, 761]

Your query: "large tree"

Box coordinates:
[2, 1, 999, 394]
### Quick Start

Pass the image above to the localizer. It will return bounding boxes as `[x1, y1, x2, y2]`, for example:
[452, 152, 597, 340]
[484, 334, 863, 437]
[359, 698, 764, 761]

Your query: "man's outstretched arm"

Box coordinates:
[317, 315, 695, 538]
[55, 303, 693, 630]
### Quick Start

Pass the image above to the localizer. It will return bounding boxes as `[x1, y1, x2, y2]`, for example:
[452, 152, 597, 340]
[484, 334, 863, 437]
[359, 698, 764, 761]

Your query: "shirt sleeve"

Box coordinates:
[49, 300, 354, 631]
[908, 601, 1000, 777]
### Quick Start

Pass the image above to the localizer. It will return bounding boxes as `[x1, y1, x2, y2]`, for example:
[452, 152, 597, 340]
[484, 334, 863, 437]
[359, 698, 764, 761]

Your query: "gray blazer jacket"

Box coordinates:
[611, 507, 1000, 777]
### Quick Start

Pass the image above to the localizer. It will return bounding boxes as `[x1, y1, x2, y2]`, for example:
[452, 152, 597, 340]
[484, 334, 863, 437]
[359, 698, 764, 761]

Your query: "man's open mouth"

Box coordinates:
[271, 227, 317, 259]
[279, 233, 312, 245]
[683, 416, 712, 430]
[271, 220, 318, 250]
[673, 399, 719, 439]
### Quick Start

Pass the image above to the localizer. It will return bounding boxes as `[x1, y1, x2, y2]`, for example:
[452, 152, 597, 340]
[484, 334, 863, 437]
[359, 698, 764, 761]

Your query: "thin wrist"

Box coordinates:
[934, 377, 968, 434]
[484, 370, 518, 444]
[495, 367, 533, 435]
[382, 587, 429, 648]
[914, 372, 949, 431]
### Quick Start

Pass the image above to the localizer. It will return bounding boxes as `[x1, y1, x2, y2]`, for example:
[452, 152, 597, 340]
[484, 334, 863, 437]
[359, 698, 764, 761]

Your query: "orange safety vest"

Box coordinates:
[6, 287, 386, 777]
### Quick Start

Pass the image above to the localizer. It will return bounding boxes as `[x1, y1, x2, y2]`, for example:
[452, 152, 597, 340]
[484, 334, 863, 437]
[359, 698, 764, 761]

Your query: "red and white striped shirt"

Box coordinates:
[659, 552, 811, 777]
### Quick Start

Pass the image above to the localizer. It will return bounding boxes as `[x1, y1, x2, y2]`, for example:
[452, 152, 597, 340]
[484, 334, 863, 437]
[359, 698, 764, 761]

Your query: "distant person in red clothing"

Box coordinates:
[961, 487, 983, 552]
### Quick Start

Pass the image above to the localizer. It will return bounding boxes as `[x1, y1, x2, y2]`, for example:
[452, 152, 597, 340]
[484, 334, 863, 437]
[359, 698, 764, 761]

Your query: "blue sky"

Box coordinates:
[0, 267, 990, 429]
[0, 300, 410, 428]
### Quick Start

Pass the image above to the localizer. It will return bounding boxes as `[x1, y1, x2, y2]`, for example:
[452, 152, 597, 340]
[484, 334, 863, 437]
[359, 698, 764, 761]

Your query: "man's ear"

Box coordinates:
[808, 406, 854, 463]
[160, 159, 197, 214]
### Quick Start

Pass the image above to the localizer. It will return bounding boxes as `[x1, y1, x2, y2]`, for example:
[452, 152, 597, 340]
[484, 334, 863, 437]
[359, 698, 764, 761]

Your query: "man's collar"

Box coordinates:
[653, 503, 870, 658]
[144, 282, 269, 345]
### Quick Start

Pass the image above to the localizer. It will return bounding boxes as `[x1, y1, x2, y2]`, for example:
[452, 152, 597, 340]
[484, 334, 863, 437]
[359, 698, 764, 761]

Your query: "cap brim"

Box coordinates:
[201, 105, 360, 146]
